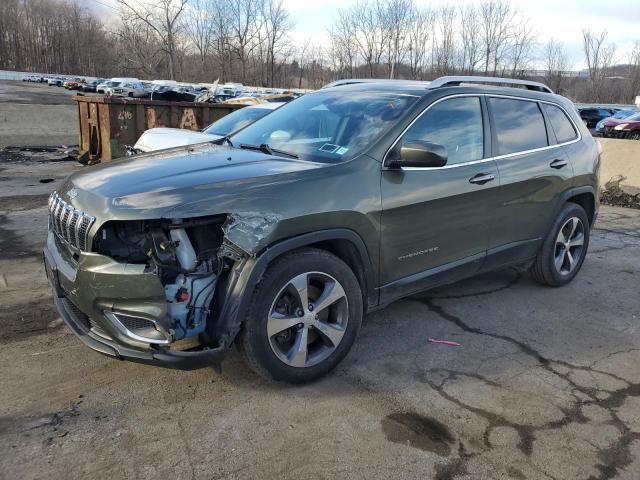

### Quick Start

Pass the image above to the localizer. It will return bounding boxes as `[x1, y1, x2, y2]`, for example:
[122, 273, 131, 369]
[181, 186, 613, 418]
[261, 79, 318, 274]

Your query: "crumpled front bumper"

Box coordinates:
[43, 231, 227, 370]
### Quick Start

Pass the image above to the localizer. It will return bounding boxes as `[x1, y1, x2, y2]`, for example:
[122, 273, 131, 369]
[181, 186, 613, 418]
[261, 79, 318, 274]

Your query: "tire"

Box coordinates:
[629, 131, 640, 141]
[237, 248, 363, 383]
[530, 202, 590, 287]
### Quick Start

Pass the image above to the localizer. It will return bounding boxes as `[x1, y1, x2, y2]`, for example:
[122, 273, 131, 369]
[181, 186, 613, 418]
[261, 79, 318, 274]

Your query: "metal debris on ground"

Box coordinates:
[427, 338, 462, 347]
[0, 145, 79, 163]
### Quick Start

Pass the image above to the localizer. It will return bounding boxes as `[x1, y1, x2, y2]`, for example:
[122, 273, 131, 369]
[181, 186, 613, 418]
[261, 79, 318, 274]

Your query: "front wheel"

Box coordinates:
[237, 248, 363, 383]
[530, 203, 590, 286]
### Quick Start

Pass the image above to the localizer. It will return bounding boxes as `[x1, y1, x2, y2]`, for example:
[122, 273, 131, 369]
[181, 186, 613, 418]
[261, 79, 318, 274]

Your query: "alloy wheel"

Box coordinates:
[267, 271, 349, 368]
[554, 217, 585, 275]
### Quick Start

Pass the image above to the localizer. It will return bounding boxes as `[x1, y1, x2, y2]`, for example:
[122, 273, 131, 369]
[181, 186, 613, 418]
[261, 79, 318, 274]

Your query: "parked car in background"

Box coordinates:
[602, 112, 640, 140]
[64, 78, 84, 90]
[150, 85, 199, 102]
[579, 107, 616, 129]
[22, 75, 43, 82]
[131, 102, 283, 153]
[97, 77, 139, 94]
[595, 109, 638, 136]
[110, 81, 148, 98]
[47, 77, 64, 87]
[80, 79, 103, 92]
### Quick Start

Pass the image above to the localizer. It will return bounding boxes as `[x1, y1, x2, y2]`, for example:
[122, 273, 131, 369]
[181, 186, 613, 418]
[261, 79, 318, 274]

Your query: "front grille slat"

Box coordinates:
[48, 192, 95, 252]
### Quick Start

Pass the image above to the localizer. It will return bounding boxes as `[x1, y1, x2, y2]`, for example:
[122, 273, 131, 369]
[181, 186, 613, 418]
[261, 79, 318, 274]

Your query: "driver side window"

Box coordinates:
[404, 97, 484, 165]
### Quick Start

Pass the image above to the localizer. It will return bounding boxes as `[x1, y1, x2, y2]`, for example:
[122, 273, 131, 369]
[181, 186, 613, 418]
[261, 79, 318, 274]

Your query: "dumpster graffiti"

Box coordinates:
[74, 96, 244, 163]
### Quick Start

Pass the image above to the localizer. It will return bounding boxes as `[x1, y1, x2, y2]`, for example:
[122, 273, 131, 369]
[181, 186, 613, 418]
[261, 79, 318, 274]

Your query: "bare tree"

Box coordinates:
[328, 8, 359, 78]
[379, 0, 413, 78]
[225, 0, 263, 83]
[479, 0, 514, 74]
[407, 5, 433, 79]
[262, 0, 294, 87]
[184, 0, 215, 68]
[352, 1, 385, 77]
[459, 4, 482, 74]
[543, 39, 569, 92]
[582, 29, 616, 101]
[508, 15, 535, 77]
[434, 5, 457, 75]
[115, 0, 188, 80]
[114, 15, 165, 77]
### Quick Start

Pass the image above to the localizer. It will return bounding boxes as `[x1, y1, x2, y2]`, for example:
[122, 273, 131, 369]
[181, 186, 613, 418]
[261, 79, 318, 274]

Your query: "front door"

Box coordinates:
[380, 96, 499, 298]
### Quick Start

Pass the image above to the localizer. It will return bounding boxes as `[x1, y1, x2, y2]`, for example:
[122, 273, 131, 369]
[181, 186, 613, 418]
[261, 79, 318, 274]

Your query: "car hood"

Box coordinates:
[59, 143, 325, 220]
[134, 128, 221, 152]
[603, 117, 634, 127]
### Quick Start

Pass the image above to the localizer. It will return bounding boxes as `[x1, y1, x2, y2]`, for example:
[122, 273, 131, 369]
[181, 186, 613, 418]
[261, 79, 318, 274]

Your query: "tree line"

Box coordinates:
[1, 0, 639, 103]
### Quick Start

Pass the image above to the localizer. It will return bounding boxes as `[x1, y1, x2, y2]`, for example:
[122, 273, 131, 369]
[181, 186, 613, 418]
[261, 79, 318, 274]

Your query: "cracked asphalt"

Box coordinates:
[1, 158, 639, 480]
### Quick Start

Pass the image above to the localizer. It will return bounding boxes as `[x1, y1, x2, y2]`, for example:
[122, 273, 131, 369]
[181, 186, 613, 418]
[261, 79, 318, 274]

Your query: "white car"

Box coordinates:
[97, 77, 139, 94]
[109, 81, 148, 98]
[131, 102, 283, 153]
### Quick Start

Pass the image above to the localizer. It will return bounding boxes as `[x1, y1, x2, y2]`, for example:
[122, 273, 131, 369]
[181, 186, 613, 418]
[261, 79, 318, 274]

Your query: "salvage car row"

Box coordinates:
[23, 73, 303, 104]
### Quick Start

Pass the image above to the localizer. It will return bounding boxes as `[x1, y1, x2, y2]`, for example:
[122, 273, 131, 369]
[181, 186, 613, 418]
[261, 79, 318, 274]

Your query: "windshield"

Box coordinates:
[205, 107, 274, 136]
[625, 113, 640, 122]
[614, 110, 637, 119]
[229, 90, 420, 162]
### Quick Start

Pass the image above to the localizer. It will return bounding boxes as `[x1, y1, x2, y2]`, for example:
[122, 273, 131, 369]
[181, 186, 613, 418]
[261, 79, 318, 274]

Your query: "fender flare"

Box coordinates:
[542, 185, 597, 238]
[214, 228, 376, 347]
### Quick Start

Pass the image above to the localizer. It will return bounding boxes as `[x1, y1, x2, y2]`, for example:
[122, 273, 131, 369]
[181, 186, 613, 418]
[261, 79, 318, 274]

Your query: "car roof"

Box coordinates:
[319, 81, 571, 108]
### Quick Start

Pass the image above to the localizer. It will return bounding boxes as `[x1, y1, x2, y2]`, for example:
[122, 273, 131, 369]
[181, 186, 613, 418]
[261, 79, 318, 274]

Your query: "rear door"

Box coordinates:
[380, 96, 499, 294]
[484, 96, 576, 269]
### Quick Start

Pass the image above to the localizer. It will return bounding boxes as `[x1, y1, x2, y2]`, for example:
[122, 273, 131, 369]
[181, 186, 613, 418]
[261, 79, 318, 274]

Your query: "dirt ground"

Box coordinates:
[1, 155, 639, 480]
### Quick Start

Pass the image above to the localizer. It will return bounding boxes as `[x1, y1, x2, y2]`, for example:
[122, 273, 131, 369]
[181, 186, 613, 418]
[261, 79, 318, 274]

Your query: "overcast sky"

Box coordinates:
[87, 0, 639, 69]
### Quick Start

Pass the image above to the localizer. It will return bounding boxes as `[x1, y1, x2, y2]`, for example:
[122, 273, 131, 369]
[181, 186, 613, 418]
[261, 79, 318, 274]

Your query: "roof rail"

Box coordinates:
[429, 76, 554, 94]
[322, 78, 431, 89]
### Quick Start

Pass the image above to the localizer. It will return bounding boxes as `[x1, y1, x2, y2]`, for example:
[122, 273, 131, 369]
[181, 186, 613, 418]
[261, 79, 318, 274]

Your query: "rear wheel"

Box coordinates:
[238, 248, 362, 383]
[530, 203, 590, 286]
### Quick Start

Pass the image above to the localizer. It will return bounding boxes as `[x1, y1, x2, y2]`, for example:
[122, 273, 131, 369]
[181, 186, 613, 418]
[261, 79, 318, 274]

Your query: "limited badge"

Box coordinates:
[67, 188, 78, 199]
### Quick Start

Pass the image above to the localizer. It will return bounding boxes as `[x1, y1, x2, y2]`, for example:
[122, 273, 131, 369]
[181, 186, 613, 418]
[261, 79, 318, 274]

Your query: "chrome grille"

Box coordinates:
[48, 192, 95, 251]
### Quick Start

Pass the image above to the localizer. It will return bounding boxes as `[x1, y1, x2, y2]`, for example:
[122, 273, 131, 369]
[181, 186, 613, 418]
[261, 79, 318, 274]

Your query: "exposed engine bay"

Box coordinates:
[93, 215, 232, 344]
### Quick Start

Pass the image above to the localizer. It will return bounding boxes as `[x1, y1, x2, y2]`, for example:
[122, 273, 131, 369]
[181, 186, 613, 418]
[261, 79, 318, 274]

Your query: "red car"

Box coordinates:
[602, 112, 640, 140]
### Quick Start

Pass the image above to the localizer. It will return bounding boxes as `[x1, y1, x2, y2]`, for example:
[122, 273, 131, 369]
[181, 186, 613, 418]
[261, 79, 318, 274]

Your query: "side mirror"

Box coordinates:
[399, 140, 448, 168]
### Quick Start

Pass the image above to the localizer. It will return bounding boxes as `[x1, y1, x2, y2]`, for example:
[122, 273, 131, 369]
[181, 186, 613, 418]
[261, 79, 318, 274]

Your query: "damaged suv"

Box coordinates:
[44, 76, 599, 383]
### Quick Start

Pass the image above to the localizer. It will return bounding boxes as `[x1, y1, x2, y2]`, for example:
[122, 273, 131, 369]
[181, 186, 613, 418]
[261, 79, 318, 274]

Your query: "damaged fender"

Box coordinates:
[220, 211, 283, 257]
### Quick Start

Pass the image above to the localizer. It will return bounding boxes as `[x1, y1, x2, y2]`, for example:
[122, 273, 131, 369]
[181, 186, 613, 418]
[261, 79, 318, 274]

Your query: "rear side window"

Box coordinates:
[542, 103, 578, 144]
[404, 97, 484, 165]
[489, 98, 548, 156]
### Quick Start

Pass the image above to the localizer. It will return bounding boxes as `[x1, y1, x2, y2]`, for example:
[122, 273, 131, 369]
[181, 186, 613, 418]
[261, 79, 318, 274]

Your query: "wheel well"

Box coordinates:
[567, 193, 595, 225]
[308, 239, 370, 304]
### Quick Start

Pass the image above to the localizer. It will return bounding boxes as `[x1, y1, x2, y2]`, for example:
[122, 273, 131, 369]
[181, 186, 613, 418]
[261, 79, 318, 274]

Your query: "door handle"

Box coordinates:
[550, 159, 568, 169]
[469, 173, 495, 185]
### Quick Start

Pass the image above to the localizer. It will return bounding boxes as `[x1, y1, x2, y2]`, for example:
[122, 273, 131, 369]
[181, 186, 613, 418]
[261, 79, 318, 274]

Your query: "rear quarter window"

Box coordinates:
[489, 98, 548, 156]
[542, 103, 578, 144]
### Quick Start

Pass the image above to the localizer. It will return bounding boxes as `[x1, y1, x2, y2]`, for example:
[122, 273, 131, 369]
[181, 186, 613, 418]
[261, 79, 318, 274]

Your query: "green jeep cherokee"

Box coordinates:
[44, 76, 600, 383]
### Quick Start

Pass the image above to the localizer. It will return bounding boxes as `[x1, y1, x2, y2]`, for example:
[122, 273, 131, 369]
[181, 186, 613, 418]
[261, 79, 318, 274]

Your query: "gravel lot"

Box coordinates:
[0, 81, 85, 147]
[0, 80, 95, 105]
[1, 155, 639, 480]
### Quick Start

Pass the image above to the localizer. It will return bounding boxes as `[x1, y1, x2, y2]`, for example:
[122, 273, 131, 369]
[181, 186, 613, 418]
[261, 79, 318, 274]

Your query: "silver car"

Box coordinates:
[109, 81, 148, 98]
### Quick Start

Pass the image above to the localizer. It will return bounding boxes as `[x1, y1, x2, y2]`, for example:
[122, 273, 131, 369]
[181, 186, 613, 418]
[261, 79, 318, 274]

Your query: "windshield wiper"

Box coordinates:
[212, 136, 234, 148]
[239, 143, 298, 159]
